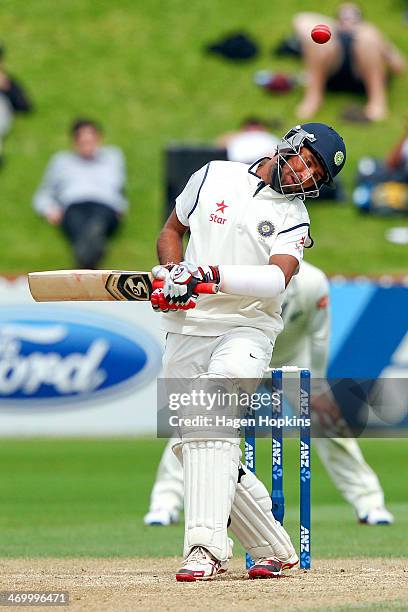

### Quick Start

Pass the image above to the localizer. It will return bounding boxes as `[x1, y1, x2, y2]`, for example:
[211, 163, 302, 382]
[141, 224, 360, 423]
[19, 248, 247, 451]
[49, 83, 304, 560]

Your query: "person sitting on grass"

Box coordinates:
[33, 118, 127, 269]
[293, 3, 406, 122]
[0, 42, 32, 161]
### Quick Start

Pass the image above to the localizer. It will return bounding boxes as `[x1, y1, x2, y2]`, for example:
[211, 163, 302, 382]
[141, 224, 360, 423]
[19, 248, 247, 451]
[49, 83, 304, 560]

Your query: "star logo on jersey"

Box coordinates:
[209, 201, 229, 225]
[215, 201, 228, 214]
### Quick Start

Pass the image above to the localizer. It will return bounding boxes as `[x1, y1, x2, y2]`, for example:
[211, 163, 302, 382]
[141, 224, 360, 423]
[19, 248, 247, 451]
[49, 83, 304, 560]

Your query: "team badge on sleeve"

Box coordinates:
[257, 220, 275, 238]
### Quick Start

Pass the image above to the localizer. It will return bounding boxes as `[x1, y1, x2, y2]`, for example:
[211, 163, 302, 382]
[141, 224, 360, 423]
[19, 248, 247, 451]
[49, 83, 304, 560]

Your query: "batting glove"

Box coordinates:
[151, 265, 198, 311]
[159, 262, 199, 305]
[151, 288, 180, 313]
[164, 262, 220, 305]
[196, 265, 221, 284]
[152, 264, 172, 281]
[151, 288, 197, 312]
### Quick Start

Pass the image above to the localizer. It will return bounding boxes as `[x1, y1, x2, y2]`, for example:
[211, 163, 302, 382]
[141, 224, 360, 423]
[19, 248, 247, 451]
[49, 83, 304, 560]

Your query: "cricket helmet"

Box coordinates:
[270, 122, 346, 201]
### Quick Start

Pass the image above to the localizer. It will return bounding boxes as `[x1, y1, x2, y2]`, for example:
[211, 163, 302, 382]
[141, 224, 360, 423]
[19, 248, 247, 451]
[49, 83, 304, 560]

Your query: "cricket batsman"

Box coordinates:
[150, 123, 346, 581]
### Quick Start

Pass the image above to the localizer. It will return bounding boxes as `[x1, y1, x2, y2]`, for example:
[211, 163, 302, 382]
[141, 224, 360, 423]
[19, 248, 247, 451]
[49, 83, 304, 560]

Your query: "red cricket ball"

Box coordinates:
[311, 24, 332, 44]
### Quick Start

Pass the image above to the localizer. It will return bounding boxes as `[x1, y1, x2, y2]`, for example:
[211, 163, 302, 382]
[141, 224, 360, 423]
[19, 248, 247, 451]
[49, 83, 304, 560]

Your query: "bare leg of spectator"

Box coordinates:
[293, 13, 341, 119]
[352, 24, 389, 121]
[385, 44, 406, 75]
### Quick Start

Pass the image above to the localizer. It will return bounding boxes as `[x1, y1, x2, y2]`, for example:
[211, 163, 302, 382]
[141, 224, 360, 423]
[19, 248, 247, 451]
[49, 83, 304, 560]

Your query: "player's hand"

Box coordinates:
[163, 261, 220, 305]
[311, 392, 350, 438]
[160, 262, 200, 305]
[151, 288, 197, 312]
[151, 288, 178, 312]
[152, 264, 171, 281]
[151, 262, 219, 307]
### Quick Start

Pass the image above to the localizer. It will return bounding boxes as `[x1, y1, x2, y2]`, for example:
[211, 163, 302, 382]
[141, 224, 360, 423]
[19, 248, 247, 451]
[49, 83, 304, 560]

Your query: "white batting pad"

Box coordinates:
[182, 439, 241, 561]
[229, 465, 296, 563]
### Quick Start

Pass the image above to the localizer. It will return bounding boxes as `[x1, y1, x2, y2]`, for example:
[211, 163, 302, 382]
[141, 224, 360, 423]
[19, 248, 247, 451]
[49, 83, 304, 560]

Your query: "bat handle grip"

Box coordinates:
[195, 282, 220, 295]
[152, 280, 219, 294]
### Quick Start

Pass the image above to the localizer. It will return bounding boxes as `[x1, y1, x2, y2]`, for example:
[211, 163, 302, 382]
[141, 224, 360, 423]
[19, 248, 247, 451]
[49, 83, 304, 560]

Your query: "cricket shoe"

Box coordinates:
[358, 507, 394, 525]
[176, 546, 228, 582]
[143, 509, 179, 526]
[248, 554, 298, 579]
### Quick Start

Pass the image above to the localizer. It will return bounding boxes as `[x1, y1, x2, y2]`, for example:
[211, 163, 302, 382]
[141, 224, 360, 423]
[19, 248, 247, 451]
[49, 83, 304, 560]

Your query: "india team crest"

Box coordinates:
[257, 220, 275, 238]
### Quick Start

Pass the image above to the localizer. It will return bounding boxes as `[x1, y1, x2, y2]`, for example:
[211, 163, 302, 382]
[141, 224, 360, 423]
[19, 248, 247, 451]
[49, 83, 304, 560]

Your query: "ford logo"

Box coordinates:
[0, 306, 162, 409]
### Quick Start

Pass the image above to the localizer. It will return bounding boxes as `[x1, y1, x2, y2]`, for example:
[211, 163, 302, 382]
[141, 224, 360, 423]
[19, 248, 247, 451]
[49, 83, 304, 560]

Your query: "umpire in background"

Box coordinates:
[33, 118, 127, 269]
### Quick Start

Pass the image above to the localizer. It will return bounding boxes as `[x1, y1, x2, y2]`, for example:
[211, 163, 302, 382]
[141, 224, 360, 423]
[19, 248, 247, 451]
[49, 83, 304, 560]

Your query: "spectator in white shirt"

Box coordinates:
[217, 116, 280, 165]
[33, 118, 127, 269]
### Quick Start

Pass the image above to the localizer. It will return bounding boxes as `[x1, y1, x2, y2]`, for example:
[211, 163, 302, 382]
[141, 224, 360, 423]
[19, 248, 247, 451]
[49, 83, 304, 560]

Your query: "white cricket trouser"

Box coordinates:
[161, 328, 297, 562]
[149, 438, 184, 513]
[314, 437, 384, 518]
[162, 327, 274, 380]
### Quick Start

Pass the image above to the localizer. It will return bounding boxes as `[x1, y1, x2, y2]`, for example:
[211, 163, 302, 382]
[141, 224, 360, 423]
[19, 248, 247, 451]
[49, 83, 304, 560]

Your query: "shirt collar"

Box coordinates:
[247, 157, 271, 179]
[247, 157, 287, 199]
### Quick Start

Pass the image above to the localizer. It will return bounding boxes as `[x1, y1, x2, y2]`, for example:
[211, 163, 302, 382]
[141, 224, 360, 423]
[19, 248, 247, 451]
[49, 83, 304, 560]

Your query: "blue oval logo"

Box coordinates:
[0, 306, 162, 409]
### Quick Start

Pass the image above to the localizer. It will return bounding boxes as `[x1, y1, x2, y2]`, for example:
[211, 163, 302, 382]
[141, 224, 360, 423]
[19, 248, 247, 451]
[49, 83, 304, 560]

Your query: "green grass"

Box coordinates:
[1, 0, 408, 274]
[0, 437, 406, 558]
[324, 604, 408, 611]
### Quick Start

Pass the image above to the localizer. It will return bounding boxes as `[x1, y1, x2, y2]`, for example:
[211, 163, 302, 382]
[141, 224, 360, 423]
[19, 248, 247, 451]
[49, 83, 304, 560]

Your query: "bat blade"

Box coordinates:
[28, 270, 219, 302]
[28, 270, 154, 302]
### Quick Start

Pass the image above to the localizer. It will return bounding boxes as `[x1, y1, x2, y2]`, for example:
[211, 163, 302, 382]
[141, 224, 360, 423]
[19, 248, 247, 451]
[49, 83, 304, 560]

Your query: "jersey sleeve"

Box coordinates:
[175, 163, 210, 227]
[270, 203, 312, 262]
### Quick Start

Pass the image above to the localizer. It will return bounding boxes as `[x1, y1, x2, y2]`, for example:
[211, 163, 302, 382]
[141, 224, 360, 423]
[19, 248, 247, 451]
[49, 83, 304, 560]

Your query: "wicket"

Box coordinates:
[244, 366, 311, 570]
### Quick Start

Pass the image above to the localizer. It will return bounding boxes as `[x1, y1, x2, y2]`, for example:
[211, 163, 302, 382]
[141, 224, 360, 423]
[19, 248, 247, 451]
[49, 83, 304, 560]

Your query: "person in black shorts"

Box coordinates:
[33, 119, 128, 269]
[293, 4, 405, 121]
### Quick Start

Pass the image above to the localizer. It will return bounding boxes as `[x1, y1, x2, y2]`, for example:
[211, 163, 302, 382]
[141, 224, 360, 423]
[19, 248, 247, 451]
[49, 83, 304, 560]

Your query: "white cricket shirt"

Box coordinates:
[162, 160, 312, 339]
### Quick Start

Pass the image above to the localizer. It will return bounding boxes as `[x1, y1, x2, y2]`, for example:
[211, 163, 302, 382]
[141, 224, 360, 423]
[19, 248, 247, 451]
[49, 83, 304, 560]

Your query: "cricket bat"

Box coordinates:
[28, 270, 219, 302]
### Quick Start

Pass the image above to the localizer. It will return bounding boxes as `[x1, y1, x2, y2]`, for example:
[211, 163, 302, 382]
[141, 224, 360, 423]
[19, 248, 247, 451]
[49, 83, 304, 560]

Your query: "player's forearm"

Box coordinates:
[157, 227, 184, 265]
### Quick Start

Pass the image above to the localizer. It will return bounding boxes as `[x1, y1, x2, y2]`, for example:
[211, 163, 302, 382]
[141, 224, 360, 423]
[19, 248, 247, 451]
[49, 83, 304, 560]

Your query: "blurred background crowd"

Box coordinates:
[1, 0, 408, 276]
